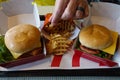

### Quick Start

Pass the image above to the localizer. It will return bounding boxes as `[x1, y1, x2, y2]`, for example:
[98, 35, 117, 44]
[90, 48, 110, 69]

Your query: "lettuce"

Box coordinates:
[0, 35, 14, 63]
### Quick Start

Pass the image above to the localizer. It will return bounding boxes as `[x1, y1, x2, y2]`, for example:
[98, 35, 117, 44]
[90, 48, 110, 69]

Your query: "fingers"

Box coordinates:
[84, 2, 89, 18]
[50, 0, 89, 25]
[83, 0, 89, 18]
[61, 0, 78, 20]
[75, 0, 89, 19]
[50, 0, 69, 26]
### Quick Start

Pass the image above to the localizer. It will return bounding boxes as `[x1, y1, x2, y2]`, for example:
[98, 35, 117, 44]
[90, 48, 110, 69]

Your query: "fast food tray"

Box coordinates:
[0, 2, 120, 77]
[0, 15, 120, 77]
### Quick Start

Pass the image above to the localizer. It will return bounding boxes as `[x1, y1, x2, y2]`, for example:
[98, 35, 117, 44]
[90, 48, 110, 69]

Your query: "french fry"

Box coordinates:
[46, 34, 73, 55]
[43, 20, 75, 38]
[42, 13, 76, 55]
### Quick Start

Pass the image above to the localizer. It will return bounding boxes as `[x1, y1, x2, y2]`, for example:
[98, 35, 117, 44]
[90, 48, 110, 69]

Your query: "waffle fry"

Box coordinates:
[43, 19, 76, 55]
[43, 20, 75, 38]
[46, 34, 73, 55]
[46, 39, 57, 54]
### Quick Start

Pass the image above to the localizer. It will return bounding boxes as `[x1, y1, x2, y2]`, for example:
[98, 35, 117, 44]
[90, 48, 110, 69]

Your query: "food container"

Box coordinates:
[73, 2, 120, 66]
[0, 0, 45, 68]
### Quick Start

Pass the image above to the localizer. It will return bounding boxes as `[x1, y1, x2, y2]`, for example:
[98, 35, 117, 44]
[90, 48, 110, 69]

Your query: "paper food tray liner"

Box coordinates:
[0, 0, 45, 70]
[0, 0, 40, 34]
[0, 2, 120, 71]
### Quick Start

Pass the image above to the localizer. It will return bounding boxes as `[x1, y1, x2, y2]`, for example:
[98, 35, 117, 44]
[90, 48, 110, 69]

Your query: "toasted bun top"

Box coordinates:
[79, 24, 113, 49]
[5, 24, 41, 54]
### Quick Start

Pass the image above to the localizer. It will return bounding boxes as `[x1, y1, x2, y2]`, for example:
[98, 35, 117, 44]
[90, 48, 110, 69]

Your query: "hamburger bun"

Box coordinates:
[5, 24, 41, 56]
[79, 24, 113, 49]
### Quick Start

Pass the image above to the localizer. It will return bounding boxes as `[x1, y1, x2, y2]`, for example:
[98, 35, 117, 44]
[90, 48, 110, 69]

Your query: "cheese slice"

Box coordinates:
[10, 43, 42, 59]
[101, 31, 119, 55]
[10, 51, 23, 59]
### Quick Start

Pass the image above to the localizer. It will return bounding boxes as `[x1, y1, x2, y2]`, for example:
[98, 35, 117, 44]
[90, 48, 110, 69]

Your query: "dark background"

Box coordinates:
[88, 0, 120, 4]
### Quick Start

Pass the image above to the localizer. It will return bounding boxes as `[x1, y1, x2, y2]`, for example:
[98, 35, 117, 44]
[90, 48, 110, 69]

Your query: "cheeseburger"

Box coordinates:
[78, 24, 119, 59]
[5, 24, 42, 59]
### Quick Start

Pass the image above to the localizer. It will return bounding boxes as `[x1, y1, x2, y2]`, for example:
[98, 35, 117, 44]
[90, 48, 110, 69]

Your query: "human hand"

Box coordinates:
[50, 0, 89, 26]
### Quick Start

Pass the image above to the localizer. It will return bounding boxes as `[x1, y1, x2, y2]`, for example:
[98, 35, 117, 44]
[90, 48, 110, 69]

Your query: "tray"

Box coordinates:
[0, 1, 120, 77]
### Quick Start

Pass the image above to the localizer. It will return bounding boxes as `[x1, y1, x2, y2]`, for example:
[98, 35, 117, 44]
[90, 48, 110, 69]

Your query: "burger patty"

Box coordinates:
[79, 45, 113, 59]
[80, 45, 100, 54]
[18, 48, 42, 59]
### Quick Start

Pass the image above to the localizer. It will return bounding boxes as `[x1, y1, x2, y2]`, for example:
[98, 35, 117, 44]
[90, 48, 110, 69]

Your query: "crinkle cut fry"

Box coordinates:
[43, 20, 75, 37]
[51, 35, 73, 55]
[43, 13, 76, 55]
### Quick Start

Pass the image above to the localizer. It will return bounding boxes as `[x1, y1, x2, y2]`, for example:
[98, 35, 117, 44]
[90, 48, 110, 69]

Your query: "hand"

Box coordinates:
[50, 0, 89, 26]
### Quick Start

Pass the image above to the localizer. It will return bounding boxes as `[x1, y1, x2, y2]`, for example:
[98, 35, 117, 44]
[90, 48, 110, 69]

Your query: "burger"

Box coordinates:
[78, 24, 119, 59]
[4, 24, 42, 59]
